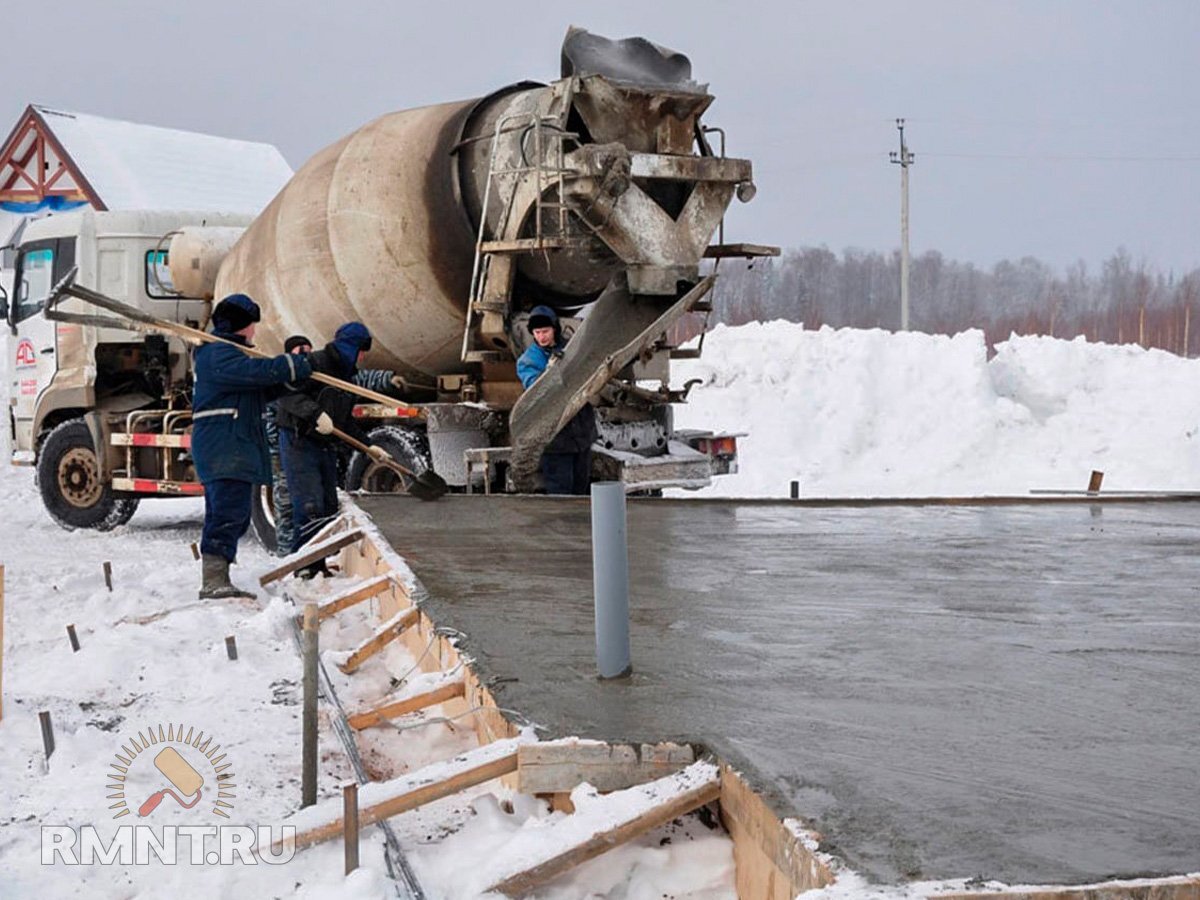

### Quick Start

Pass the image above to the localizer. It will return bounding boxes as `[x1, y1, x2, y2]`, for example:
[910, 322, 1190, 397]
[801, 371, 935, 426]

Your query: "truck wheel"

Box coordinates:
[37, 418, 140, 531]
[250, 484, 279, 555]
[344, 425, 432, 494]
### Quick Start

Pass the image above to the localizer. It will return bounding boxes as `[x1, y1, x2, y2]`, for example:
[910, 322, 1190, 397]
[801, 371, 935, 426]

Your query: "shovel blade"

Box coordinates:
[408, 471, 449, 502]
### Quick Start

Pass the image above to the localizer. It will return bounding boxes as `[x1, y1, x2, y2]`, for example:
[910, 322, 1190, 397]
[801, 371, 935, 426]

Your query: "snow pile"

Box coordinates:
[673, 322, 1200, 497]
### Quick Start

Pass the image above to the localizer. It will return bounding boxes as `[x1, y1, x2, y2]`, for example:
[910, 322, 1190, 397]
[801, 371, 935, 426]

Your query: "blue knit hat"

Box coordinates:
[332, 321, 372, 370]
[212, 294, 261, 334]
[335, 321, 372, 351]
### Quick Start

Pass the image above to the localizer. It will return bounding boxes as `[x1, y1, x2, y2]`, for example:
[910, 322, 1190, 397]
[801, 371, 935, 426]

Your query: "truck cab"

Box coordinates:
[6, 208, 252, 528]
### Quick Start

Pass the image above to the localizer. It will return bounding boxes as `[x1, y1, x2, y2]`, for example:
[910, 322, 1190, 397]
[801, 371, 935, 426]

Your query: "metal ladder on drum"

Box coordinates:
[460, 80, 582, 364]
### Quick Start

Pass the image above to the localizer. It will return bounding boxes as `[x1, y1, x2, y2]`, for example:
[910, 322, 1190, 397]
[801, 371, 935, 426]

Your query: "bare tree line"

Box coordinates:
[684, 247, 1200, 355]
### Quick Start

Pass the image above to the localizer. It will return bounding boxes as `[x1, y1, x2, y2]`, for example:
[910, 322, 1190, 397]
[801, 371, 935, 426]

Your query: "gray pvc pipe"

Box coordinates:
[591, 482, 633, 678]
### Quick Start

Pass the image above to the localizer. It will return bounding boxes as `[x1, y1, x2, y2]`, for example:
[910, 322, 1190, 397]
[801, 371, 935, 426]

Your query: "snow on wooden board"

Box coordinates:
[516, 736, 695, 794]
[348, 668, 466, 729]
[482, 760, 721, 896]
[336, 604, 420, 673]
[314, 573, 395, 621]
[258, 528, 364, 584]
[281, 734, 534, 851]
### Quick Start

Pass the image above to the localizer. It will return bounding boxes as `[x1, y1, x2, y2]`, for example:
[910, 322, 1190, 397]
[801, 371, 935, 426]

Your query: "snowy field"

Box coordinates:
[2, 321, 1197, 899]
[674, 322, 1200, 497]
[0, 472, 735, 899]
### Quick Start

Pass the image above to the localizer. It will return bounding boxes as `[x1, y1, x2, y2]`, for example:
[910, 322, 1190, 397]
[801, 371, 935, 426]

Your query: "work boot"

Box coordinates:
[199, 554, 255, 600]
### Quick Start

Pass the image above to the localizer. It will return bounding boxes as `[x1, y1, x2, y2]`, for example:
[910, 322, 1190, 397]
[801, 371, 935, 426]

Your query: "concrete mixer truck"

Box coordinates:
[2, 29, 773, 540]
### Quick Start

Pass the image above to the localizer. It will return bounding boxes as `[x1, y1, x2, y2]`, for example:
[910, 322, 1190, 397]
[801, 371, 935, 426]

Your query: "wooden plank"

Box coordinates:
[338, 607, 420, 674]
[348, 678, 465, 730]
[279, 741, 522, 852]
[316, 575, 394, 623]
[301, 604, 319, 808]
[487, 763, 721, 897]
[718, 763, 833, 898]
[340, 526, 520, 752]
[342, 782, 359, 874]
[258, 529, 364, 586]
[305, 514, 351, 548]
[517, 740, 694, 794]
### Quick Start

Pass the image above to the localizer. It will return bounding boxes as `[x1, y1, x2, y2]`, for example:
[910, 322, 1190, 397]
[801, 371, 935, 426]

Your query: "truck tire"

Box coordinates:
[37, 418, 140, 531]
[250, 484, 279, 555]
[343, 425, 432, 494]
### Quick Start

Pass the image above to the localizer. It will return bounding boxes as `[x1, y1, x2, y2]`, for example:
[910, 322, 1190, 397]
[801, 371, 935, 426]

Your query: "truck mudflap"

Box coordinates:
[508, 273, 715, 491]
[591, 440, 714, 492]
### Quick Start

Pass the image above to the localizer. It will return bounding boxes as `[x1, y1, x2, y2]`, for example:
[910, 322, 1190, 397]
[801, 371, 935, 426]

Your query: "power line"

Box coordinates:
[920, 151, 1200, 162]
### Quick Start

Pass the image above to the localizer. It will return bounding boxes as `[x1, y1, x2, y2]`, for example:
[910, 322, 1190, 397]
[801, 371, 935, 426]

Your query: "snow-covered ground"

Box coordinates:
[674, 322, 1200, 497]
[3, 321, 1197, 899]
[0, 472, 734, 899]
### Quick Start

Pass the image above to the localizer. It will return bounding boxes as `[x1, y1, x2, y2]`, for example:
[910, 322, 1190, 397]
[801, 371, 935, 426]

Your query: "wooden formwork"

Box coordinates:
[336, 521, 518, 748]
[312, 509, 1199, 900]
[325, 511, 838, 896]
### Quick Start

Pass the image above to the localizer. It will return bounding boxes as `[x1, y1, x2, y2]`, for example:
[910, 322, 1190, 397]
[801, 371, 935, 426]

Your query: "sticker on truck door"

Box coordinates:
[15, 338, 36, 368]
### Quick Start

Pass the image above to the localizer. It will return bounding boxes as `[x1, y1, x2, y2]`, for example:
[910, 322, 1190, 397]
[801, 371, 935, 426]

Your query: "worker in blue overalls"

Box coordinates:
[192, 294, 311, 599]
[275, 322, 390, 576]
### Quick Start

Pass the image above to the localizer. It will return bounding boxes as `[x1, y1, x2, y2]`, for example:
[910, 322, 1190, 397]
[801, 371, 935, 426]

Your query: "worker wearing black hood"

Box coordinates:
[275, 322, 390, 570]
[517, 305, 598, 494]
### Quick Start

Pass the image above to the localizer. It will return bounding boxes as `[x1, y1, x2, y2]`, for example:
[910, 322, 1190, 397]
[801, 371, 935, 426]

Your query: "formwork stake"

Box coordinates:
[301, 603, 319, 808]
[190, 542, 200, 561]
[1087, 470, 1104, 494]
[590, 482, 632, 679]
[343, 781, 360, 874]
[66, 624, 80, 653]
[39, 710, 55, 767]
[102, 561, 112, 592]
[790, 480, 800, 500]
[225, 635, 238, 661]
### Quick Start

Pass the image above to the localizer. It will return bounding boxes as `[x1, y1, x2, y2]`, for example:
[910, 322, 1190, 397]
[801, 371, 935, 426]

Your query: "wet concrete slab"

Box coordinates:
[355, 495, 1200, 885]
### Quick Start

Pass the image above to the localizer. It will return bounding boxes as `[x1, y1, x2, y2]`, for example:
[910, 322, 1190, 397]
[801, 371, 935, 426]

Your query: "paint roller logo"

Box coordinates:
[107, 724, 236, 820]
[138, 747, 204, 816]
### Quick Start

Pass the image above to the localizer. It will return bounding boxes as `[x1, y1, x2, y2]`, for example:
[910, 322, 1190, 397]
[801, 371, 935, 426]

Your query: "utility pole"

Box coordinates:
[889, 118, 915, 330]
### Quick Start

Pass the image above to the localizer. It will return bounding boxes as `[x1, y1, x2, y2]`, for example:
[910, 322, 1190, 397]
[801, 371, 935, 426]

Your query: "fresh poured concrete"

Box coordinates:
[356, 495, 1200, 885]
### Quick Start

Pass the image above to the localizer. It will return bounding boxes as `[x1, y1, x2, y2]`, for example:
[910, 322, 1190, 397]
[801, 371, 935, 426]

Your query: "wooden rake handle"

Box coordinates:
[48, 275, 404, 409]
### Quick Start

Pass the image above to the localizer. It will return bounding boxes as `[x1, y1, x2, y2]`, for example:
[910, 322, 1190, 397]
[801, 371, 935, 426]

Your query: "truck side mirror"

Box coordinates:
[0, 285, 9, 334]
